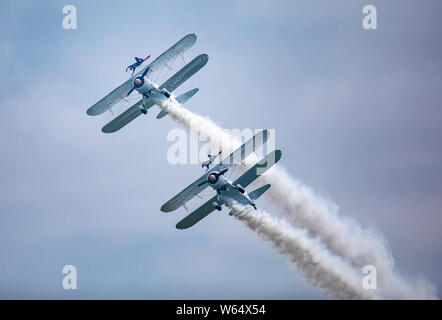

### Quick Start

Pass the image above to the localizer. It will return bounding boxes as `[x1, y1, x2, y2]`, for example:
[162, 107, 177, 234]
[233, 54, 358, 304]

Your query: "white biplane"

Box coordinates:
[86, 33, 208, 133]
[161, 130, 282, 229]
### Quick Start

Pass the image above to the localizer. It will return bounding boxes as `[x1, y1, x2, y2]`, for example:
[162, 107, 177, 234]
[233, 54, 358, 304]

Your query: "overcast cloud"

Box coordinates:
[0, 0, 441, 299]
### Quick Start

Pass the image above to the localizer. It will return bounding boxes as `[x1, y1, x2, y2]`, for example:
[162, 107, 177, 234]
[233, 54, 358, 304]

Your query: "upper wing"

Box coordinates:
[160, 129, 270, 213]
[145, 33, 197, 75]
[86, 78, 134, 116]
[86, 33, 197, 116]
[175, 195, 218, 229]
[219, 129, 270, 167]
[160, 170, 216, 213]
[233, 150, 282, 188]
[101, 100, 155, 133]
[160, 54, 208, 93]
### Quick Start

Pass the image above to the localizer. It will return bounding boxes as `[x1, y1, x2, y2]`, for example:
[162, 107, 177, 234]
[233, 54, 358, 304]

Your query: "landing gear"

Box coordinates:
[163, 92, 171, 98]
[236, 185, 245, 194]
[252, 204, 257, 210]
[141, 108, 147, 114]
[213, 202, 222, 211]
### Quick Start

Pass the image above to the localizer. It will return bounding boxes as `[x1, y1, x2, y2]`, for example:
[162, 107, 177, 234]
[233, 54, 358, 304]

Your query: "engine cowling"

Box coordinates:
[208, 172, 220, 184]
[134, 76, 144, 88]
[207, 171, 229, 189]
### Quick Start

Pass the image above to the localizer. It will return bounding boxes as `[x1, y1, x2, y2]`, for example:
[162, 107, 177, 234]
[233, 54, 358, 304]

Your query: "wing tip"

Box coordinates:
[101, 126, 114, 134]
[160, 204, 175, 213]
[274, 149, 282, 163]
[176, 221, 191, 230]
[86, 108, 99, 116]
[184, 33, 197, 46]
[200, 53, 209, 62]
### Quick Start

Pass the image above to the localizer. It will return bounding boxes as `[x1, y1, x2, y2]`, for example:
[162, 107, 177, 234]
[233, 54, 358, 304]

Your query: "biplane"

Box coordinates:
[161, 130, 282, 229]
[86, 33, 208, 133]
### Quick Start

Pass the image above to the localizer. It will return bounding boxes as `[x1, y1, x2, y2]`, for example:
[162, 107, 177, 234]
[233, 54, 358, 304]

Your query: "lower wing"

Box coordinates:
[175, 195, 218, 229]
[160, 54, 208, 93]
[101, 100, 154, 133]
[233, 150, 282, 188]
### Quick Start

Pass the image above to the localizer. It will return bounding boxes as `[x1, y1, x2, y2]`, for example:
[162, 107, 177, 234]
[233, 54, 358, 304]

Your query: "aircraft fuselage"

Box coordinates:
[206, 171, 254, 208]
[133, 76, 170, 107]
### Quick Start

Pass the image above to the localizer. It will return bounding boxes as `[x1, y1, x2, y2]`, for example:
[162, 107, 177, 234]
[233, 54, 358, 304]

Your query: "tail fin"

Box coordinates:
[249, 184, 271, 200]
[156, 88, 199, 119]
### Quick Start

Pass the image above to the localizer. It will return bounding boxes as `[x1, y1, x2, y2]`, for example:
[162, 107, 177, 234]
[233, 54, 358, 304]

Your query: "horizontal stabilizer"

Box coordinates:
[156, 109, 169, 119]
[249, 184, 271, 200]
[157, 88, 199, 119]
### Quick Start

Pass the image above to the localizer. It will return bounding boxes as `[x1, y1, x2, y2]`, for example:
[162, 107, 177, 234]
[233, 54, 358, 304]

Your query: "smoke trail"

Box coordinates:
[161, 100, 438, 299]
[230, 205, 375, 299]
[257, 167, 438, 299]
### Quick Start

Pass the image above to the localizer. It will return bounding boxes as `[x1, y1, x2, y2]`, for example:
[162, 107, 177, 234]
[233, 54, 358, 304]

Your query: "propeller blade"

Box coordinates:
[126, 86, 135, 97]
[141, 66, 150, 77]
[219, 168, 229, 176]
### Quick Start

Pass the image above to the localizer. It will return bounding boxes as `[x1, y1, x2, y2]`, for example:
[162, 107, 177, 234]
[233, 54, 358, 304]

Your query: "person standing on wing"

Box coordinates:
[126, 55, 150, 76]
[202, 151, 222, 171]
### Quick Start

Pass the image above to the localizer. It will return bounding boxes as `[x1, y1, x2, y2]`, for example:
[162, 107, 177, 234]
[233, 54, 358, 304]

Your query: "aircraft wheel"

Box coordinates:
[141, 109, 147, 114]
[163, 92, 171, 98]
[215, 205, 222, 211]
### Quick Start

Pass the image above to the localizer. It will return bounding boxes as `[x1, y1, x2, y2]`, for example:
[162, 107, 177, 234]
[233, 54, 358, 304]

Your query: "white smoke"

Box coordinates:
[230, 204, 376, 300]
[257, 167, 438, 299]
[161, 100, 438, 299]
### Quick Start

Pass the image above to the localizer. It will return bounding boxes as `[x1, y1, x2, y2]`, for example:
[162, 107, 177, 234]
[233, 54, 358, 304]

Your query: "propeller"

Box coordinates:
[126, 66, 151, 97]
[197, 181, 208, 187]
[126, 87, 136, 97]
[198, 168, 229, 187]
